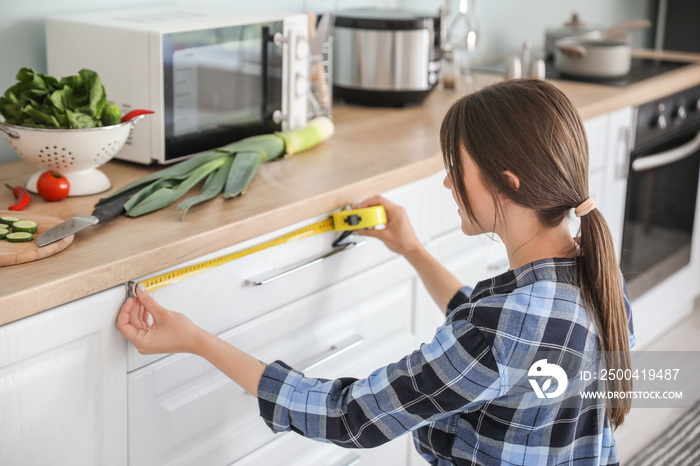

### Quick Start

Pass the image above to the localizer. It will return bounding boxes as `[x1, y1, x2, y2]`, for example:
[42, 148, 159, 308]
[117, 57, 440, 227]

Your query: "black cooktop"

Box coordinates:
[544, 57, 692, 87]
[471, 56, 693, 87]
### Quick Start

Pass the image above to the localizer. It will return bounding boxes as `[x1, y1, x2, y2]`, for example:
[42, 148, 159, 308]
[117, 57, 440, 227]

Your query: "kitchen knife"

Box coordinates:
[36, 184, 145, 247]
[309, 13, 331, 55]
[308, 13, 332, 112]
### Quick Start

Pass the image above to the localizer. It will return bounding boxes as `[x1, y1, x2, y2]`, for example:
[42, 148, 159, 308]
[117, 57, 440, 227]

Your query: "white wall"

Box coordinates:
[400, 0, 656, 63]
[0, 0, 393, 164]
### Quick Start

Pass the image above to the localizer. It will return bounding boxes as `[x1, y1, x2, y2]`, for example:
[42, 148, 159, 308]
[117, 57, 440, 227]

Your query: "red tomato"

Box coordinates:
[37, 171, 70, 201]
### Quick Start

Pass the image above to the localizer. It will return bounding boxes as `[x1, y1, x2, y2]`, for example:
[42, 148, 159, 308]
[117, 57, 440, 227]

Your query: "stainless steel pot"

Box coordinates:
[333, 8, 441, 107]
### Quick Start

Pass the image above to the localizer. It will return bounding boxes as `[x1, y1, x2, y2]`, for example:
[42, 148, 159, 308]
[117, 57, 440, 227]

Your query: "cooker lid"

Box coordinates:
[334, 8, 439, 31]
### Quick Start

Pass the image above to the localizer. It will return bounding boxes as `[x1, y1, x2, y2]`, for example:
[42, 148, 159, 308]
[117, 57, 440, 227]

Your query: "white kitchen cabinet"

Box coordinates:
[127, 256, 420, 466]
[128, 176, 433, 372]
[601, 106, 634, 261]
[585, 113, 609, 174]
[0, 286, 127, 466]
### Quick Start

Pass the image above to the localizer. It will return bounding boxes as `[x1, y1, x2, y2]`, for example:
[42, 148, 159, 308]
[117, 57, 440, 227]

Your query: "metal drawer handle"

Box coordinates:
[331, 454, 361, 466]
[245, 240, 367, 286]
[300, 335, 365, 373]
[243, 336, 365, 397]
[632, 131, 700, 172]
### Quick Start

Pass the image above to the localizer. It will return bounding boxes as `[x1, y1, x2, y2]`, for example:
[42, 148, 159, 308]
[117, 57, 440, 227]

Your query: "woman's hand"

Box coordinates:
[353, 195, 423, 258]
[116, 284, 203, 355]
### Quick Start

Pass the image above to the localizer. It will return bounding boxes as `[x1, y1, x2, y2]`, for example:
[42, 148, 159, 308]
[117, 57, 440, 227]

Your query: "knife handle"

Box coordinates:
[90, 185, 144, 223]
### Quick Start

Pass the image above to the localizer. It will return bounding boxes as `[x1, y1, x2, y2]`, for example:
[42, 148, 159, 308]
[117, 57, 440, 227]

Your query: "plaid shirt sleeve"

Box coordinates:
[257, 317, 501, 448]
[446, 285, 474, 317]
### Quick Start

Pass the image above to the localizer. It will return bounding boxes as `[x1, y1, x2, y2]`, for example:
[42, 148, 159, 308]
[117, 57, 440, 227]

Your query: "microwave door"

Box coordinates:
[163, 22, 284, 163]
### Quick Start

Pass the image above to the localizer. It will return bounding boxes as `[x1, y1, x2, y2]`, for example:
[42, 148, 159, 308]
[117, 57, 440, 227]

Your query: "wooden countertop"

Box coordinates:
[2, 49, 700, 326]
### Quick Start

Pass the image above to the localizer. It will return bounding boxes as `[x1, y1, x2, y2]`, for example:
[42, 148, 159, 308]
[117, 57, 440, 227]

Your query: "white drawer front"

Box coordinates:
[128, 258, 419, 466]
[232, 428, 412, 466]
[128, 177, 431, 371]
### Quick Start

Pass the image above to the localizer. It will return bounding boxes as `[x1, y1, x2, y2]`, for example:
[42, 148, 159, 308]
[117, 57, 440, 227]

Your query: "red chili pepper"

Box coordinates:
[5, 183, 30, 211]
[120, 109, 154, 123]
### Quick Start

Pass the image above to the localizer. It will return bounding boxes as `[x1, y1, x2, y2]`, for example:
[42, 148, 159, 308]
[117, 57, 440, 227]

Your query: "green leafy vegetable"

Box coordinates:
[0, 67, 120, 129]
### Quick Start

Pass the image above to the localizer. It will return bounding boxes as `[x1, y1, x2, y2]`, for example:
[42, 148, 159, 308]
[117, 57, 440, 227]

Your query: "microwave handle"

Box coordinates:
[261, 26, 271, 123]
[632, 131, 700, 172]
[262, 27, 287, 125]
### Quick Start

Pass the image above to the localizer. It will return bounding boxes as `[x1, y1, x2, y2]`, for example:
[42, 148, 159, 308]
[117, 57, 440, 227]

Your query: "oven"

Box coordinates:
[621, 84, 700, 300]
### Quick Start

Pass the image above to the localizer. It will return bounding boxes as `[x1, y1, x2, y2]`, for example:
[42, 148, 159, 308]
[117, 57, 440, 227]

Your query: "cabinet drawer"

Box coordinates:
[231, 428, 412, 466]
[128, 178, 430, 371]
[127, 258, 419, 466]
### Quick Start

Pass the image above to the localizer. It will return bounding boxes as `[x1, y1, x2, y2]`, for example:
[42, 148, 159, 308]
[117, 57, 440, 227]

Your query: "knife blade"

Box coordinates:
[309, 13, 331, 55]
[36, 184, 145, 247]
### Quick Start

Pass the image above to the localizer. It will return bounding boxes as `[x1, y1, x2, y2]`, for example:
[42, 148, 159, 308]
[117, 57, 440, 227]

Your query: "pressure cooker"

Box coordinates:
[332, 8, 442, 107]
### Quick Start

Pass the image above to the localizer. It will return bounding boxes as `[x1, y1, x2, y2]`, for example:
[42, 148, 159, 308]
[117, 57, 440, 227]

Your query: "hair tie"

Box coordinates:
[575, 197, 596, 217]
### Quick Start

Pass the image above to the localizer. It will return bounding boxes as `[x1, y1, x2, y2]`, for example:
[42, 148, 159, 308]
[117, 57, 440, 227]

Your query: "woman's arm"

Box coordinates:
[354, 196, 464, 314]
[117, 285, 265, 396]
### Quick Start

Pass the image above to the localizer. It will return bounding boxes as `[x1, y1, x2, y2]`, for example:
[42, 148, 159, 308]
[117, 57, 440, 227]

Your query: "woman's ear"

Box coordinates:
[502, 170, 520, 191]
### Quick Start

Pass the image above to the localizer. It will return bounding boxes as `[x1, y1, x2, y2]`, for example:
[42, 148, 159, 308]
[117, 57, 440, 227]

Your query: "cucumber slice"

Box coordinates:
[0, 230, 8, 240]
[0, 216, 21, 226]
[5, 232, 33, 243]
[12, 220, 38, 234]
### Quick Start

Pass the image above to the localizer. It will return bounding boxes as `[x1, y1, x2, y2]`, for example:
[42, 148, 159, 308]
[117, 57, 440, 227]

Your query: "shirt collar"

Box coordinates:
[470, 257, 578, 301]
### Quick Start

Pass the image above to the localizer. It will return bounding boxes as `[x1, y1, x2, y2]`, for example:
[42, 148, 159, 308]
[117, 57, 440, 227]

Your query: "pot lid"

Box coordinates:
[334, 8, 439, 31]
[547, 12, 600, 35]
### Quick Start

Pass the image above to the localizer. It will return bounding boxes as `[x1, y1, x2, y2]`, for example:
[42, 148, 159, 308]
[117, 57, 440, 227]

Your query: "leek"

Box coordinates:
[125, 157, 227, 217]
[97, 117, 335, 219]
[223, 151, 264, 198]
[176, 156, 233, 220]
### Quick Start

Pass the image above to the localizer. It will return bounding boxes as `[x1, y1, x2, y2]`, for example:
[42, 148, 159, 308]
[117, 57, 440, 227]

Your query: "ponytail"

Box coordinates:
[577, 207, 632, 429]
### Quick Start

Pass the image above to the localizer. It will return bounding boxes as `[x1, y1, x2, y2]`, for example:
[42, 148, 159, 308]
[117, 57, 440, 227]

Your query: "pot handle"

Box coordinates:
[0, 121, 19, 139]
[604, 19, 652, 37]
[556, 44, 588, 59]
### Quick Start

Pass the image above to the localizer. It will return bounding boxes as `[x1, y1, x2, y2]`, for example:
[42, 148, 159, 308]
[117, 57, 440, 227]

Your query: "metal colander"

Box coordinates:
[0, 116, 145, 196]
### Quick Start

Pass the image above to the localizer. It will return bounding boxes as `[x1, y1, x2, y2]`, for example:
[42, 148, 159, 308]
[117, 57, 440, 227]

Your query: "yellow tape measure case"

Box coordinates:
[331, 207, 387, 231]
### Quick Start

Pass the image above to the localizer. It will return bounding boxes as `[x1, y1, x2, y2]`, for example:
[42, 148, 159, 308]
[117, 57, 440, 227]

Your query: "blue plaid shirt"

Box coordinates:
[258, 257, 635, 465]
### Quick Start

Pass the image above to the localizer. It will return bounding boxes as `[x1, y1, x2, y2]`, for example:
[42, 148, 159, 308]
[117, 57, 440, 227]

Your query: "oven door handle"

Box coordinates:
[632, 131, 700, 172]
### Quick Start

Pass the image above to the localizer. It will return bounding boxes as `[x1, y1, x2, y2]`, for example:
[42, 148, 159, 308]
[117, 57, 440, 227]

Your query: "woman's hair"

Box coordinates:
[440, 78, 631, 428]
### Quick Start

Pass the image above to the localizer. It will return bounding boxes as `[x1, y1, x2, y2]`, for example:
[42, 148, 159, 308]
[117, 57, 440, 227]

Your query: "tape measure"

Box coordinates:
[130, 206, 387, 294]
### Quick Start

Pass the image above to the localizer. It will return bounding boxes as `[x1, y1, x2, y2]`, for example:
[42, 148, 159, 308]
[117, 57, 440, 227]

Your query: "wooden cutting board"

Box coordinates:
[0, 210, 74, 266]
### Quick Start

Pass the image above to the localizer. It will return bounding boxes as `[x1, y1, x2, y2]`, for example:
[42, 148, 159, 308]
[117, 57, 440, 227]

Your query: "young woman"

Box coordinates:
[117, 79, 635, 465]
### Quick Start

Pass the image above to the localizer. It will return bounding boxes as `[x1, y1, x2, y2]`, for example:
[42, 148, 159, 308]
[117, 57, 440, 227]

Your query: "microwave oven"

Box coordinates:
[45, 5, 309, 164]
